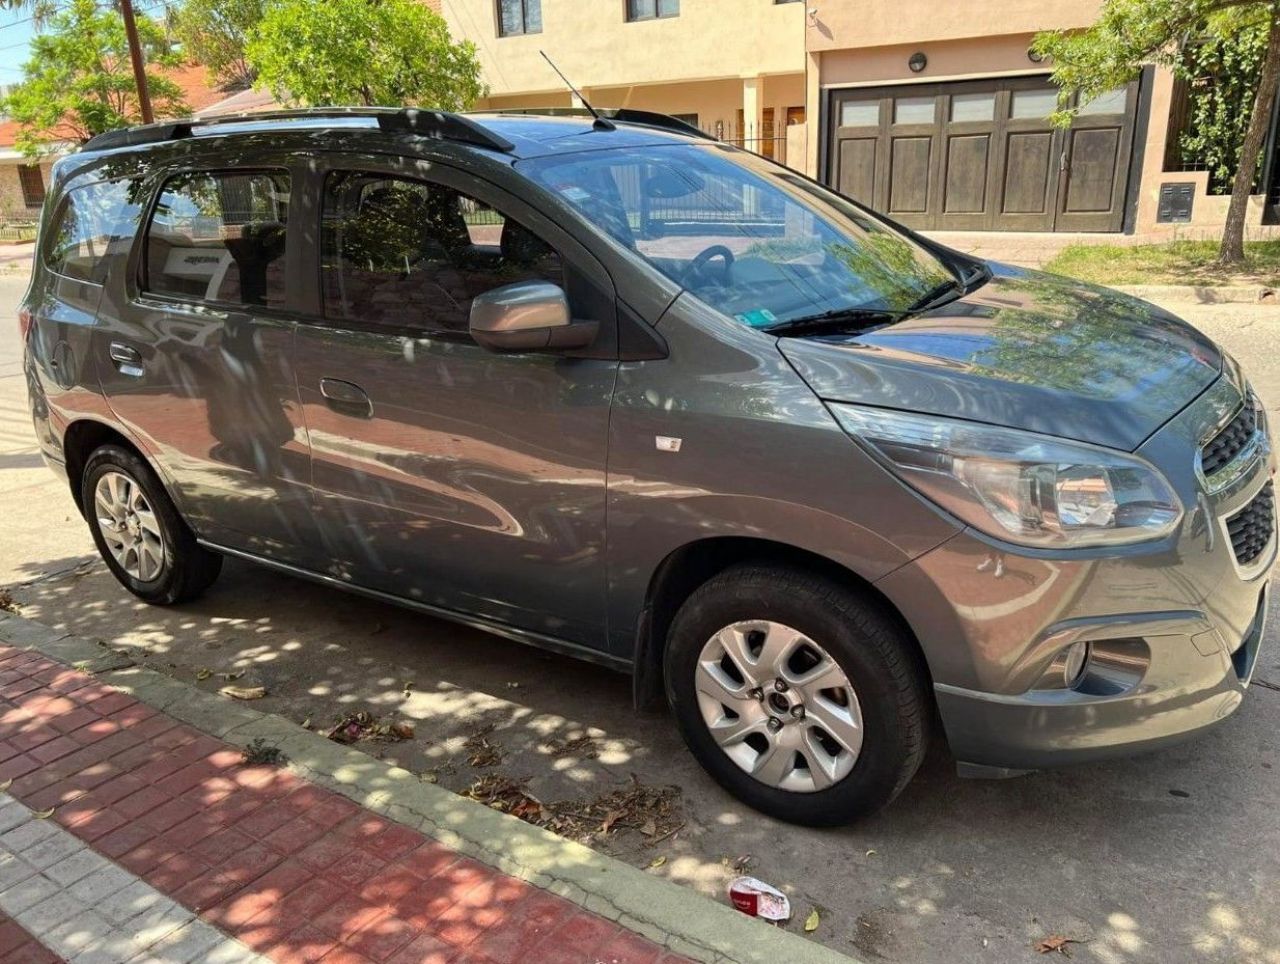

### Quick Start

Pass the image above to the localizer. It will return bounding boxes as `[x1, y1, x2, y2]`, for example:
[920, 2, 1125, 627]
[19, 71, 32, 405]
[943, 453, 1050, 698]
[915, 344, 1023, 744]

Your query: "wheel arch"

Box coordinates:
[62, 419, 150, 518]
[631, 536, 934, 711]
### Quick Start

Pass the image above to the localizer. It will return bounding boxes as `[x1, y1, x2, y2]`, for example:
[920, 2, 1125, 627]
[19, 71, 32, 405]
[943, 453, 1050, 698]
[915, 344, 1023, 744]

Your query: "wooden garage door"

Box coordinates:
[828, 77, 1138, 232]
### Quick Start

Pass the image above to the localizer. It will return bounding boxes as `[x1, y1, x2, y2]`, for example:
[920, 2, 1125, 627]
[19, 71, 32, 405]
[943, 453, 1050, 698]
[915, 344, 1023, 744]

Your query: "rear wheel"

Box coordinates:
[82, 445, 222, 605]
[664, 565, 929, 825]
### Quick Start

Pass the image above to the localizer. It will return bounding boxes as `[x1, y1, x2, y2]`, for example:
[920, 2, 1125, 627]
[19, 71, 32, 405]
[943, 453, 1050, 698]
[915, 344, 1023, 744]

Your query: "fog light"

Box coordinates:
[1062, 640, 1091, 688]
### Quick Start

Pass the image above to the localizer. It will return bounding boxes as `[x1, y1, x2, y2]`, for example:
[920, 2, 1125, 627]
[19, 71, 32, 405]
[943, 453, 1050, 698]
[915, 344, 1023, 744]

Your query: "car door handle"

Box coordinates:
[319, 377, 373, 419]
[108, 341, 144, 377]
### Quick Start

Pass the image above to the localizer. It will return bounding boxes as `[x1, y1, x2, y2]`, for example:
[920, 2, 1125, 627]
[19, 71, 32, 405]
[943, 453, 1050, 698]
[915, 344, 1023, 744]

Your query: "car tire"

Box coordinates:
[81, 445, 222, 605]
[664, 564, 929, 826]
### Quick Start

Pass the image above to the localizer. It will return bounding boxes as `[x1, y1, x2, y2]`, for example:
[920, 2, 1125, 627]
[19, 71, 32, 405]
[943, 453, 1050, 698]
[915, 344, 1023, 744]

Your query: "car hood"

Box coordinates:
[778, 264, 1222, 451]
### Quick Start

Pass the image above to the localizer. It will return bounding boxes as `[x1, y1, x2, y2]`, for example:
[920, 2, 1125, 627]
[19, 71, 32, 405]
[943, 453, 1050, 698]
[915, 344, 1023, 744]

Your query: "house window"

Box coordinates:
[626, 0, 679, 22]
[497, 0, 541, 36]
[18, 165, 45, 207]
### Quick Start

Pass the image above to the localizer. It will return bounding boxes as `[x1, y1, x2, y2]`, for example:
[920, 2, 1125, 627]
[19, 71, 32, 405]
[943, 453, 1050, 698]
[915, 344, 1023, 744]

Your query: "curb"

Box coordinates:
[0, 610, 855, 964]
[1115, 283, 1280, 305]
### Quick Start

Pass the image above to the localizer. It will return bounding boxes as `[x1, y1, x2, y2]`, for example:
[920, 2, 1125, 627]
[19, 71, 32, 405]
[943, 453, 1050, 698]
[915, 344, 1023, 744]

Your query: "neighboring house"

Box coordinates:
[443, 0, 1280, 237]
[0, 65, 235, 223]
[443, 0, 808, 164]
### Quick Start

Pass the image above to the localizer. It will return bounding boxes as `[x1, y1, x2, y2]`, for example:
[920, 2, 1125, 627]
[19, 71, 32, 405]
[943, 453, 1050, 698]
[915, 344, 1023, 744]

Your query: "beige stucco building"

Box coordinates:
[443, 0, 1280, 237]
[444, 0, 807, 165]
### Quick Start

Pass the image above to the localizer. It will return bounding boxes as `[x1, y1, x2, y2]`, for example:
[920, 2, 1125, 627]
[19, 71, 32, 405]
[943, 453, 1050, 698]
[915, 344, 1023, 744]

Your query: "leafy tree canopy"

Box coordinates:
[171, 0, 266, 91]
[1034, 0, 1280, 264]
[2, 0, 188, 156]
[1033, 0, 1272, 121]
[246, 0, 484, 109]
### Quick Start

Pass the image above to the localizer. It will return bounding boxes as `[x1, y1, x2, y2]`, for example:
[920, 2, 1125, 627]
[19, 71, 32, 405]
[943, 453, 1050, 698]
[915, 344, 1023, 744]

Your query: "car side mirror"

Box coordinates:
[469, 281, 598, 353]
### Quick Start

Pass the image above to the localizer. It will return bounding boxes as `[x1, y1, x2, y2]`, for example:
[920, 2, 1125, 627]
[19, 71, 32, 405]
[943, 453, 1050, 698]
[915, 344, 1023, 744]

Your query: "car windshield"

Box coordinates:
[519, 142, 956, 329]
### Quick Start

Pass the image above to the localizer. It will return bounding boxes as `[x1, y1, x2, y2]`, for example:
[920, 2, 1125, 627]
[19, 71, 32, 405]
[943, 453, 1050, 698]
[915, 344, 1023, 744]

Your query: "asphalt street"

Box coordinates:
[2, 266, 1279, 963]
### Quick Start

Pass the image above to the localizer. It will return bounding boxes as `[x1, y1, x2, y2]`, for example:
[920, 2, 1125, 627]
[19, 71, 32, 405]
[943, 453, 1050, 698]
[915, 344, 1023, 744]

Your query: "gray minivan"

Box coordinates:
[22, 108, 1275, 825]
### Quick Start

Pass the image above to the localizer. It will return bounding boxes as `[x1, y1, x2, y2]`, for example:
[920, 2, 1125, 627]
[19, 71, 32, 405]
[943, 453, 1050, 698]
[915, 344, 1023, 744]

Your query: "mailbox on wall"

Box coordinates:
[1157, 183, 1195, 224]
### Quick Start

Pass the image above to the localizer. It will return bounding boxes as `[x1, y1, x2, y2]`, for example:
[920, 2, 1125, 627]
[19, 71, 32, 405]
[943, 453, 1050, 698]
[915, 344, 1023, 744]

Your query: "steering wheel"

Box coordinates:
[684, 244, 735, 286]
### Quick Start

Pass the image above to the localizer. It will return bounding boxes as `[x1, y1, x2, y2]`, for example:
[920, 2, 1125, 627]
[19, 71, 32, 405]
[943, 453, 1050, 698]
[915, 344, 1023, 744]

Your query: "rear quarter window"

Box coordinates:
[44, 178, 147, 284]
[143, 170, 290, 309]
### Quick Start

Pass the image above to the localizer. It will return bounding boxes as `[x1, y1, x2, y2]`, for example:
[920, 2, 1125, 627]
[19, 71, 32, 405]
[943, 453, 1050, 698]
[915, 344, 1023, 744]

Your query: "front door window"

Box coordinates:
[320, 172, 563, 334]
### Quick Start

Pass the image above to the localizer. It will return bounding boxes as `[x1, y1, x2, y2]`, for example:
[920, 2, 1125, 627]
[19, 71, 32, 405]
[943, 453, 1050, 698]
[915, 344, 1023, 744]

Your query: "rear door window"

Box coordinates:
[320, 171, 563, 334]
[144, 170, 290, 308]
[45, 179, 146, 284]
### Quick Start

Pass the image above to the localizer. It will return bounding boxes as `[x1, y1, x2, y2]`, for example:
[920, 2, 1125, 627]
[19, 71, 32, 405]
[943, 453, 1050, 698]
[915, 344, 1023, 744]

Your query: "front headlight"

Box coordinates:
[830, 404, 1183, 548]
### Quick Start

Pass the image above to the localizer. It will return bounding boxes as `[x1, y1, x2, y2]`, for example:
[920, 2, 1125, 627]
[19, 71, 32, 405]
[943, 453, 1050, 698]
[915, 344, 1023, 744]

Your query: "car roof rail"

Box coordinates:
[82, 107, 516, 154]
[467, 107, 716, 142]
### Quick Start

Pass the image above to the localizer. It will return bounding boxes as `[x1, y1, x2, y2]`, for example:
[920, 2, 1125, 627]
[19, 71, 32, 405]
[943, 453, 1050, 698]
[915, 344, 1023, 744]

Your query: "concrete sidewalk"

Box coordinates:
[0, 611, 849, 964]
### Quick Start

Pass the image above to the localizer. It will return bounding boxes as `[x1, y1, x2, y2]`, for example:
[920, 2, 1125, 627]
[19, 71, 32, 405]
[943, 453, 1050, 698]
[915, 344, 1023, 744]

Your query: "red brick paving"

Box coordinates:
[0, 912, 62, 963]
[0, 645, 691, 964]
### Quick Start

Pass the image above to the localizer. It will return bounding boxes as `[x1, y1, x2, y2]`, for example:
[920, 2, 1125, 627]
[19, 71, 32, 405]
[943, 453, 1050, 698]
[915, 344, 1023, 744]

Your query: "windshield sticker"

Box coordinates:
[734, 308, 778, 328]
[559, 186, 591, 203]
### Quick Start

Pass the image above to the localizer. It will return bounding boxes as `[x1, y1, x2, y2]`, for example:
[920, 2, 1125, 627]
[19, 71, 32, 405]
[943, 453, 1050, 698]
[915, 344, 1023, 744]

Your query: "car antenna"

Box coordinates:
[540, 51, 616, 131]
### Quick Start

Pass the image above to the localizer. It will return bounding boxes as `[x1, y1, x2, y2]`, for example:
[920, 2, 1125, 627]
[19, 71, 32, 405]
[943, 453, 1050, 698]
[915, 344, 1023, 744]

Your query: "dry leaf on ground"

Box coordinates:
[326, 710, 413, 744]
[804, 909, 820, 933]
[1035, 935, 1080, 956]
[463, 724, 504, 768]
[542, 735, 600, 759]
[196, 668, 213, 681]
[0, 589, 18, 614]
[466, 773, 683, 845]
[220, 685, 266, 700]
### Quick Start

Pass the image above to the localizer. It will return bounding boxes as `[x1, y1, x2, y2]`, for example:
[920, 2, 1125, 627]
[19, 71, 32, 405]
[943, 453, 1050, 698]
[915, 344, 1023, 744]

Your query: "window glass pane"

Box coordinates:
[145, 171, 290, 308]
[839, 101, 879, 127]
[523, 0, 541, 32]
[321, 172, 563, 334]
[522, 144, 953, 329]
[894, 96, 934, 125]
[1011, 88, 1059, 120]
[657, 0, 679, 15]
[497, 0, 523, 35]
[950, 92, 995, 123]
[46, 179, 146, 284]
[1077, 87, 1127, 116]
[627, 0, 651, 19]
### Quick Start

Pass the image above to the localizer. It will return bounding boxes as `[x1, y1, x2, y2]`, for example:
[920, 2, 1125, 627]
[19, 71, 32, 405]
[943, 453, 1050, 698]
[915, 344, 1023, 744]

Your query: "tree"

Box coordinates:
[171, 0, 265, 90]
[245, 0, 484, 110]
[2, 0, 188, 155]
[1035, 1, 1280, 266]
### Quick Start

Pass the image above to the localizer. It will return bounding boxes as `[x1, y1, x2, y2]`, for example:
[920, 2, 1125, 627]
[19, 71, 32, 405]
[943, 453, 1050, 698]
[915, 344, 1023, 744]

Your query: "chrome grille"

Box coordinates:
[1227, 481, 1275, 566]
[1201, 401, 1258, 477]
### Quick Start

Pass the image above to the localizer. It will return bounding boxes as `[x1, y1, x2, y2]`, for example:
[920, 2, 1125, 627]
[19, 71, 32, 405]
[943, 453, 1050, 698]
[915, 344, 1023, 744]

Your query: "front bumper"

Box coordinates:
[874, 370, 1276, 771]
[932, 592, 1266, 769]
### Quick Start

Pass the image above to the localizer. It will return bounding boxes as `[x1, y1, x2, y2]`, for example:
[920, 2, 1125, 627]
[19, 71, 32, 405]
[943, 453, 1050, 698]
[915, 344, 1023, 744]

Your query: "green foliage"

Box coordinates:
[1177, 25, 1270, 193]
[1032, 0, 1273, 124]
[246, 0, 484, 109]
[1, 0, 188, 156]
[171, 0, 266, 90]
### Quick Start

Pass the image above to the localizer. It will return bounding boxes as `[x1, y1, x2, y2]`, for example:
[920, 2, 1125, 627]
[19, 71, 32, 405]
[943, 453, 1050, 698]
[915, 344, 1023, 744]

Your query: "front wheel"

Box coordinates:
[664, 565, 929, 826]
[82, 445, 222, 605]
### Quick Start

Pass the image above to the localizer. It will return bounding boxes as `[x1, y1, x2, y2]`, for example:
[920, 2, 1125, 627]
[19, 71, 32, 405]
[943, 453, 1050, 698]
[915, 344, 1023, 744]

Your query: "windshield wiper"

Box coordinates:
[905, 262, 991, 315]
[905, 278, 963, 314]
[764, 308, 899, 338]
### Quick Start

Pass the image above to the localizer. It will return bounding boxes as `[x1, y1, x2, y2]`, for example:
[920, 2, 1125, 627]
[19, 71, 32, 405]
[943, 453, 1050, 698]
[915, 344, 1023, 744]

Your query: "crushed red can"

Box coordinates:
[728, 876, 792, 921]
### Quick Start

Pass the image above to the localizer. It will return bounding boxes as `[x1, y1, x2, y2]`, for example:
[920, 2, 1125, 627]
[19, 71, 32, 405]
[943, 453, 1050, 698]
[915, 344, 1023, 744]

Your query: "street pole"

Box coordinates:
[119, 0, 154, 125]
